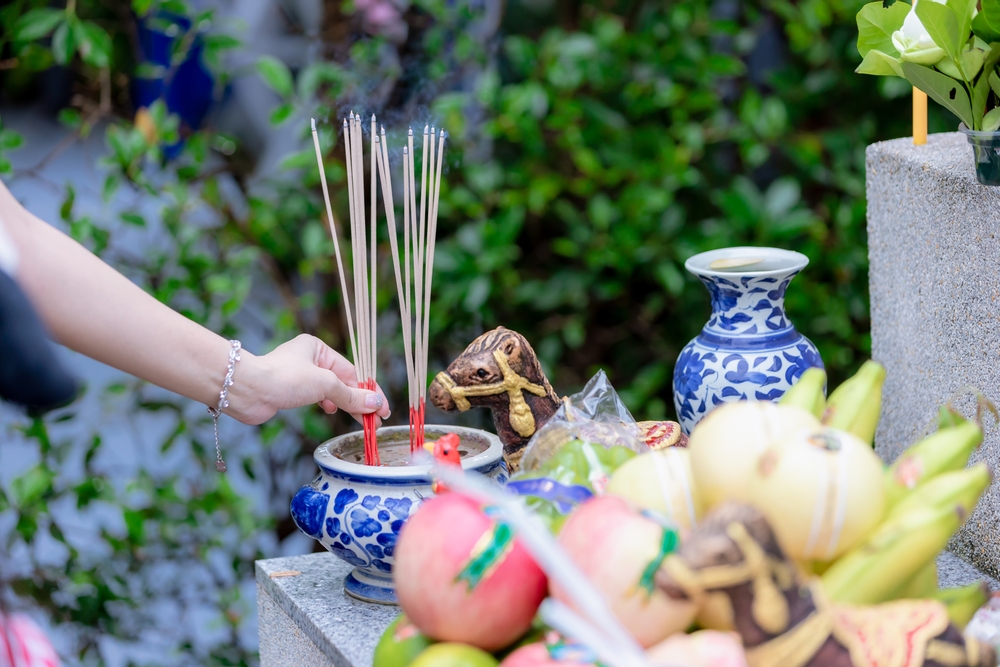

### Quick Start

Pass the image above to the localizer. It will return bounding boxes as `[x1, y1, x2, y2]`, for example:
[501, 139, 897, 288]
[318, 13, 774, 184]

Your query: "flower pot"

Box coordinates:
[961, 129, 1000, 186]
[290, 425, 507, 604]
[672, 246, 824, 434]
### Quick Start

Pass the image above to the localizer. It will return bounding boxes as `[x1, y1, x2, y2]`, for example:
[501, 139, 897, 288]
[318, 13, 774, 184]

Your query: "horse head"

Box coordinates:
[429, 327, 560, 471]
[657, 503, 802, 646]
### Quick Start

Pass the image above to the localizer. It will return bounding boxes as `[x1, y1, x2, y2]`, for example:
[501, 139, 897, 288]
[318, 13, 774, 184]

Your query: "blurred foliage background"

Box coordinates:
[0, 0, 960, 664]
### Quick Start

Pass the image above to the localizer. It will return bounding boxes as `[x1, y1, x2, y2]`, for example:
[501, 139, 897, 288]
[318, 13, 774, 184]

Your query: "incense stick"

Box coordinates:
[377, 129, 417, 456]
[422, 129, 445, 411]
[310, 119, 357, 366]
[316, 116, 446, 460]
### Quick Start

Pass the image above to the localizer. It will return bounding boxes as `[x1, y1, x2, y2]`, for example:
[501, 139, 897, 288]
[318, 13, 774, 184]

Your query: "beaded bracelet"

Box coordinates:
[208, 340, 241, 473]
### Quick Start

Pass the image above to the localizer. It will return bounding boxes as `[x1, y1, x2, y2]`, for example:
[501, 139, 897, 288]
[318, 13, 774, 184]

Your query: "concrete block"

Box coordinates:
[867, 131, 1000, 578]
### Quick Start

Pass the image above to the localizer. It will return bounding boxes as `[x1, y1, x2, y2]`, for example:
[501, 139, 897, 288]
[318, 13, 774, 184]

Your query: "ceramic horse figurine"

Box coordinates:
[429, 327, 561, 471]
[429, 326, 684, 472]
[656, 503, 995, 667]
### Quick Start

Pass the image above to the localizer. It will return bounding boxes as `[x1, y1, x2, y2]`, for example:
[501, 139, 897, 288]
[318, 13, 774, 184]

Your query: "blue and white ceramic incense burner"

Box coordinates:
[290, 424, 507, 604]
[672, 247, 824, 434]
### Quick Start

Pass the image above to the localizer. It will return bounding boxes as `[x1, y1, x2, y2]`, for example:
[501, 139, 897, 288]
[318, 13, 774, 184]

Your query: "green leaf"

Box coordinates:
[269, 102, 294, 126]
[983, 106, 1000, 130]
[60, 185, 76, 222]
[13, 8, 64, 42]
[0, 129, 24, 150]
[58, 108, 82, 128]
[949, 0, 976, 42]
[856, 49, 905, 77]
[973, 9, 1000, 43]
[121, 212, 146, 227]
[962, 45, 987, 79]
[857, 1, 910, 58]
[981, 0, 1000, 39]
[123, 508, 145, 544]
[257, 56, 294, 99]
[972, 43, 1000, 126]
[102, 173, 120, 201]
[77, 22, 113, 68]
[0, 157, 11, 175]
[917, 0, 963, 62]
[203, 34, 241, 50]
[12, 466, 54, 505]
[132, 0, 154, 15]
[51, 19, 76, 66]
[991, 71, 1000, 97]
[901, 61, 974, 127]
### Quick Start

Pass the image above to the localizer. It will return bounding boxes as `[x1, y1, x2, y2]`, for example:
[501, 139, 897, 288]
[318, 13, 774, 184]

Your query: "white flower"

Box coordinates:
[892, 0, 947, 65]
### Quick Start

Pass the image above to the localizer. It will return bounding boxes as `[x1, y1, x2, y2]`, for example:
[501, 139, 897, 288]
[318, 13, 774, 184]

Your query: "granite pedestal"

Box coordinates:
[256, 553, 398, 667]
[867, 132, 1000, 579]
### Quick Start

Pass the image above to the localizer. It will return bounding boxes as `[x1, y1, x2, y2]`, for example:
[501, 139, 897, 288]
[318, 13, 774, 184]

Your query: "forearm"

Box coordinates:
[0, 183, 259, 414]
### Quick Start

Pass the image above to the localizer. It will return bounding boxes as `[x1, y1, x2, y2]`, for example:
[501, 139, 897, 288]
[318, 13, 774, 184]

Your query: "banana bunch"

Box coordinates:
[779, 360, 887, 446]
[817, 420, 990, 626]
[781, 369, 991, 624]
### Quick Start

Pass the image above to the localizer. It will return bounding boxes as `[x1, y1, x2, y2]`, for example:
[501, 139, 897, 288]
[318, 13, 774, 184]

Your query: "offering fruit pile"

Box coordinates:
[376, 362, 996, 667]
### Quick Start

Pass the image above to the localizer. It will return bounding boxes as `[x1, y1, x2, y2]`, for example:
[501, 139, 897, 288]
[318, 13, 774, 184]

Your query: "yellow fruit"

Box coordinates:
[605, 448, 702, 533]
[895, 560, 939, 600]
[822, 360, 886, 446]
[883, 421, 983, 512]
[748, 427, 886, 562]
[780, 367, 827, 419]
[374, 615, 435, 667]
[689, 401, 820, 509]
[932, 583, 989, 630]
[410, 644, 499, 667]
[821, 502, 968, 606]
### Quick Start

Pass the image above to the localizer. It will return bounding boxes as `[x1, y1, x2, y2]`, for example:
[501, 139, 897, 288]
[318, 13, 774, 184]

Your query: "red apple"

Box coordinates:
[551, 495, 697, 648]
[394, 493, 547, 651]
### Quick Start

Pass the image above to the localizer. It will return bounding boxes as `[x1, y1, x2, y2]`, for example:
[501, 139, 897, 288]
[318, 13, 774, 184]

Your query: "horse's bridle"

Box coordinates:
[435, 348, 550, 438]
[662, 522, 794, 635]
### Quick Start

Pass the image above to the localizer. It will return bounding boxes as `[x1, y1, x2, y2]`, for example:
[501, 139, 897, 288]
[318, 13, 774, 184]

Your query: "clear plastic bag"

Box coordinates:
[506, 371, 651, 533]
[519, 370, 650, 472]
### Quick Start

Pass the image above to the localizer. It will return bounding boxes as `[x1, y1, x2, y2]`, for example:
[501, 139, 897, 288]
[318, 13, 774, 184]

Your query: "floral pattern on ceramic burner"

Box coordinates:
[290, 425, 507, 605]
[673, 247, 824, 434]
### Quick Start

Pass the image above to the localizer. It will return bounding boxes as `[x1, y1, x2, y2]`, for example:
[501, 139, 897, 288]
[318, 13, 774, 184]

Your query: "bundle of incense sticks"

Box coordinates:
[310, 113, 382, 466]
[311, 115, 446, 462]
[378, 125, 446, 454]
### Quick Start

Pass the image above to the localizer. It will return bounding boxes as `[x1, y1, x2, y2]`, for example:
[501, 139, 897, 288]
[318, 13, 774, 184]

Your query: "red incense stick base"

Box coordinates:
[362, 378, 380, 466]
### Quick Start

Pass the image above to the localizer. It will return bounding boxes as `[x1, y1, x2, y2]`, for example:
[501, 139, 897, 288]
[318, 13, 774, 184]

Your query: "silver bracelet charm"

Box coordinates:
[208, 340, 242, 473]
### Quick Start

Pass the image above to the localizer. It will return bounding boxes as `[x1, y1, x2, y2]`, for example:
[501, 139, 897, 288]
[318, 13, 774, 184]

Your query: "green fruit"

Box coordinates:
[410, 643, 499, 667]
[374, 615, 434, 667]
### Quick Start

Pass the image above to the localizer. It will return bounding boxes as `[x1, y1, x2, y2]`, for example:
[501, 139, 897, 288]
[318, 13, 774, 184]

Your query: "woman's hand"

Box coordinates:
[227, 334, 390, 426]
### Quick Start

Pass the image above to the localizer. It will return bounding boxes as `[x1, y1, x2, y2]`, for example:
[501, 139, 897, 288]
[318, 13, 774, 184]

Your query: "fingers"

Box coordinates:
[373, 382, 390, 418]
[320, 369, 388, 419]
[303, 335, 391, 420]
[310, 335, 361, 388]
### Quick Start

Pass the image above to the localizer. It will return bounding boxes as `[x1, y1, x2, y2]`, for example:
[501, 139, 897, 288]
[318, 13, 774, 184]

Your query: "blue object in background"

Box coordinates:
[131, 11, 215, 159]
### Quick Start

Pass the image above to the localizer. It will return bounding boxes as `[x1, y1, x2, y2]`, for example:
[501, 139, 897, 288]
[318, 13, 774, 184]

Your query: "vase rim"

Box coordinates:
[685, 246, 808, 279]
[313, 424, 503, 480]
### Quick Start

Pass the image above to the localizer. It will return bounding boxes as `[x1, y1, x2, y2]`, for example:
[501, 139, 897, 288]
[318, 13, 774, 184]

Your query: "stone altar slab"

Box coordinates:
[256, 553, 398, 667]
[867, 132, 1000, 579]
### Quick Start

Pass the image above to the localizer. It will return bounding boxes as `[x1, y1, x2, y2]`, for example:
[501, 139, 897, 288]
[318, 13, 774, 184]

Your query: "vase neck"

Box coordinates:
[695, 270, 800, 343]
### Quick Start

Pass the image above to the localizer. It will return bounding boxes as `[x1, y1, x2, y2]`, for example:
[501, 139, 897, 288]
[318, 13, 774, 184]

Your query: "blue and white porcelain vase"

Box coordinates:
[290, 425, 507, 604]
[672, 247, 824, 434]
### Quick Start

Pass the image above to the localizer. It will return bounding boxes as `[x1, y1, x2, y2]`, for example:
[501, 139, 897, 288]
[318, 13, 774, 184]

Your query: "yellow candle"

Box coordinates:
[913, 87, 928, 146]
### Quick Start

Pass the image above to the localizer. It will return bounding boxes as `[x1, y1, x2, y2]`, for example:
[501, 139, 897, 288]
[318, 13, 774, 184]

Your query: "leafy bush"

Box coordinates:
[0, 0, 953, 664]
